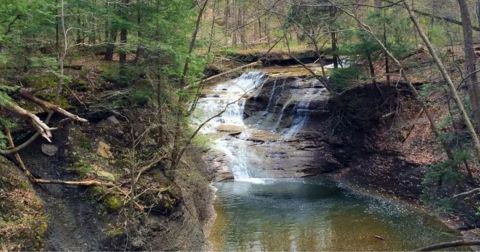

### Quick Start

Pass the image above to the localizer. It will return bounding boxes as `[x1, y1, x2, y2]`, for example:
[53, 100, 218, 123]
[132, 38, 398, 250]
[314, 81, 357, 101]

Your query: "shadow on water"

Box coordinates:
[209, 179, 461, 251]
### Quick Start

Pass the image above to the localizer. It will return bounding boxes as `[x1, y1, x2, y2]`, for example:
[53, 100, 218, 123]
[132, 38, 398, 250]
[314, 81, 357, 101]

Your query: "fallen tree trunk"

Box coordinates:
[4, 103, 54, 142]
[19, 88, 88, 123]
[416, 240, 480, 251]
[33, 178, 113, 187]
[1, 89, 88, 152]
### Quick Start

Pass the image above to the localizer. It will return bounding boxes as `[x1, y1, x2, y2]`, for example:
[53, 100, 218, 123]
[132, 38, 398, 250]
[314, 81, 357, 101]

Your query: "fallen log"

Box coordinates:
[4, 103, 54, 142]
[18, 88, 88, 123]
[416, 240, 480, 251]
[33, 178, 113, 187]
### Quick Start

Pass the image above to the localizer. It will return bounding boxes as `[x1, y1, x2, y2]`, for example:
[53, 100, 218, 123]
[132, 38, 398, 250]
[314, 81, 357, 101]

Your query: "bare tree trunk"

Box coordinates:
[231, 0, 237, 46]
[180, 0, 209, 86]
[384, 23, 390, 85]
[367, 52, 376, 83]
[224, 0, 231, 44]
[476, 0, 480, 27]
[119, 28, 127, 65]
[330, 6, 338, 68]
[104, 1, 117, 61]
[239, 6, 246, 48]
[403, 1, 480, 162]
[135, 0, 144, 62]
[377, 1, 391, 85]
[458, 0, 480, 128]
[119, 0, 129, 65]
[105, 28, 117, 61]
[207, 0, 218, 54]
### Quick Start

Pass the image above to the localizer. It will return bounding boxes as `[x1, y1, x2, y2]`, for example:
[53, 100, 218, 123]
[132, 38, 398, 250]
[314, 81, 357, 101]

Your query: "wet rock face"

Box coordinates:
[203, 73, 429, 201]
[235, 77, 337, 177]
[244, 77, 330, 131]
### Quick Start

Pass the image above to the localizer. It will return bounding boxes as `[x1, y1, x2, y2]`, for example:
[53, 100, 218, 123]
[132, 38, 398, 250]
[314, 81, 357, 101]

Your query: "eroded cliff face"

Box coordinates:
[14, 113, 215, 250]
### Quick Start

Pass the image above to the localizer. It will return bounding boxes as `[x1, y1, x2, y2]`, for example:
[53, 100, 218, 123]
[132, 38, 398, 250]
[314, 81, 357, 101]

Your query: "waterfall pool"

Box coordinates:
[193, 72, 462, 251]
[208, 179, 459, 251]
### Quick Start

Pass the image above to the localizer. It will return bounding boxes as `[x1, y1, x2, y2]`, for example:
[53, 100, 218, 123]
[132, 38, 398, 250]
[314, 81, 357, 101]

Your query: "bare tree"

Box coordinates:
[402, 0, 480, 162]
[458, 0, 480, 128]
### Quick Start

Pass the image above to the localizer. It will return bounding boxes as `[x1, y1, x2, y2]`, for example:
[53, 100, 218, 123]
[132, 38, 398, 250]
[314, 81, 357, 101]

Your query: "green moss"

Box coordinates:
[104, 195, 123, 211]
[69, 161, 93, 177]
[24, 74, 57, 89]
[106, 225, 124, 238]
[130, 88, 151, 106]
[71, 129, 92, 151]
[22, 74, 71, 108]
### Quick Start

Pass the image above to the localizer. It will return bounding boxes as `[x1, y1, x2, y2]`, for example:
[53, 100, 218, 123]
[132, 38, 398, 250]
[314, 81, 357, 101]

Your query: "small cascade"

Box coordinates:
[192, 71, 266, 134]
[273, 98, 293, 131]
[192, 72, 267, 181]
[264, 79, 278, 114]
[282, 81, 324, 140]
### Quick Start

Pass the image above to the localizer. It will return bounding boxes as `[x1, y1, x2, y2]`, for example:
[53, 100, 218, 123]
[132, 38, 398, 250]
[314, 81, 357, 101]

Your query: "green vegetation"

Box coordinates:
[2, 0, 480, 250]
[329, 66, 362, 92]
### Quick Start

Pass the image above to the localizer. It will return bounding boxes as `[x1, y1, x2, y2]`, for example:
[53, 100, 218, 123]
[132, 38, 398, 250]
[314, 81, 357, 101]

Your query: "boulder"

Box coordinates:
[216, 124, 244, 135]
[244, 130, 279, 143]
[106, 115, 120, 125]
[41, 144, 58, 156]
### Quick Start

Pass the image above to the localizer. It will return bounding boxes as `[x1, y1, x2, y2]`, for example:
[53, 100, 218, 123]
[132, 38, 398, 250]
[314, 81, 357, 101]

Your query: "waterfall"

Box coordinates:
[192, 72, 267, 182]
[193, 72, 326, 183]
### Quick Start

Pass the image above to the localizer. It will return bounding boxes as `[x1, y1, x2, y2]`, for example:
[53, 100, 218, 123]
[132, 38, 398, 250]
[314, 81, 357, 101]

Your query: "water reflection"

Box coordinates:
[209, 180, 460, 251]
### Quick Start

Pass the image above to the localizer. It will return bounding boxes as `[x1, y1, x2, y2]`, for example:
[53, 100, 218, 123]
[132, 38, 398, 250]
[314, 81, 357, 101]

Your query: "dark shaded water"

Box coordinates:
[209, 179, 460, 251]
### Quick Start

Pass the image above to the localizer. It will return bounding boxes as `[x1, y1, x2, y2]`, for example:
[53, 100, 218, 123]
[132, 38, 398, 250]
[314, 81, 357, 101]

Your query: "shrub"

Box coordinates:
[329, 66, 361, 93]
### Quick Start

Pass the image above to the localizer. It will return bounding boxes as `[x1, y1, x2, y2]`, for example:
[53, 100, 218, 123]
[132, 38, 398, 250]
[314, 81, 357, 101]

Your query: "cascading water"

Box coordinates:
[199, 71, 458, 251]
[282, 81, 322, 139]
[192, 71, 267, 181]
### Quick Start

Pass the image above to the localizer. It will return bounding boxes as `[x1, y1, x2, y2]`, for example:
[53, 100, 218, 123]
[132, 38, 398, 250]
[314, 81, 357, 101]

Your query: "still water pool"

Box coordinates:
[209, 179, 460, 251]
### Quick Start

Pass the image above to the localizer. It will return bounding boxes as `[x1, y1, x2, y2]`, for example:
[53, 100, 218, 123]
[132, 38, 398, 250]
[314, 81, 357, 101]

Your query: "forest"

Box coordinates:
[2, 0, 480, 251]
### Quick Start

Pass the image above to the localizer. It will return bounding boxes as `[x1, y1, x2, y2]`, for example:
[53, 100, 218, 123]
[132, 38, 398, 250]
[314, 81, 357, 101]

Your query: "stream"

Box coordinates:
[191, 71, 460, 251]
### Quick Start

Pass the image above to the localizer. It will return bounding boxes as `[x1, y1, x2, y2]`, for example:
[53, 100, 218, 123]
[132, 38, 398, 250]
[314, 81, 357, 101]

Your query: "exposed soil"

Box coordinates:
[2, 57, 216, 250]
[20, 125, 110, 250]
